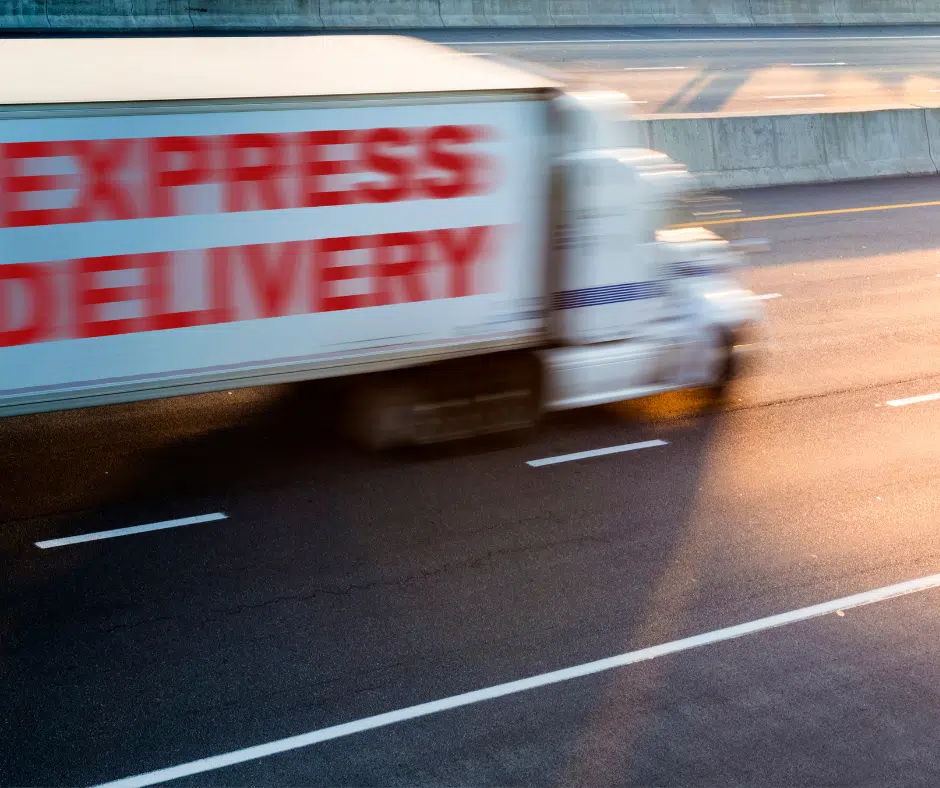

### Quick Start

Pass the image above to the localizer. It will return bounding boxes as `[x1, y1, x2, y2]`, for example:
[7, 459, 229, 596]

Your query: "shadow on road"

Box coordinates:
[659, 63, 752, 115]
[2, 382, 735, 785]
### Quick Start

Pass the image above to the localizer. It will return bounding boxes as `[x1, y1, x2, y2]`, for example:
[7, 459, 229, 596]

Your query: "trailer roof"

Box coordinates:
[0, 35, 559, 106]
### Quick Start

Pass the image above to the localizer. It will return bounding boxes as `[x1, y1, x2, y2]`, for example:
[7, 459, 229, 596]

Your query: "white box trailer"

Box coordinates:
[0, 35, 762, 446]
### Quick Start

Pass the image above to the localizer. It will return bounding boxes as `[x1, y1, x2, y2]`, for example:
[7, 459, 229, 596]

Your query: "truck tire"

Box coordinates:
[411, 352, 543, 444]
[348, 376, 419, 451]
[476, 351, 542, 439]
[708, 328, 737, 401]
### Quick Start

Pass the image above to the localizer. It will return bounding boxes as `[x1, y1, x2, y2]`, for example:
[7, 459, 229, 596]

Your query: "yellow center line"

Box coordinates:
[673, 199, 940, 227]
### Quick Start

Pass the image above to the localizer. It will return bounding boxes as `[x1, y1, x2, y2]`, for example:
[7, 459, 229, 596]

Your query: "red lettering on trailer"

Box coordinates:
[75, 255, 148, 338]
[224, 133, 288, 213]
[422, 125, 482, 200]
[357, 128, 414, 204]
[315, 235, 370, 312]
[0, 141, 78, 228]
[149, 136, 212, 218]
[143, 251, 217, 332]
[0, 225, 500, 347]
[72, 140, 135, 223]
[373, 232, 426, 306]
[0, 125, 498, 228]
[0, 263, 55, 347]
[206, 247, 234, 327]
[243, 240, 303, 318]
[435, 225, 494, 297]
[300, 130, 358, 209]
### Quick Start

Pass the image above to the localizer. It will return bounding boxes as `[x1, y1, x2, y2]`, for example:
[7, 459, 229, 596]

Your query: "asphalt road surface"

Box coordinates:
[414, 27, 940, 116]
[5, 175, 940, 786]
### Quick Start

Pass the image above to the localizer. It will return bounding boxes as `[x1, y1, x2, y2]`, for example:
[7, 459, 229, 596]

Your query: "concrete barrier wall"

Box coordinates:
[636, 108, 940, 190]
[190, 0, 322, 30]
[7, 0, 940, 30]
[321, 0, 440, 28]
[0, 0, 317, 28]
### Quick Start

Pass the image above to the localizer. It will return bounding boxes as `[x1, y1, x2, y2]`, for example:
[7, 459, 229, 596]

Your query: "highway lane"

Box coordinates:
[416, 28, 940, 115]
[5, 176, 940, 786]
[713, 176, 940, 406]
[10, 389, 940, 787]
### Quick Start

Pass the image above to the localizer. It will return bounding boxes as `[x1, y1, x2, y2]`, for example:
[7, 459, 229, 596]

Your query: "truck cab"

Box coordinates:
[540, 89, 763, 410]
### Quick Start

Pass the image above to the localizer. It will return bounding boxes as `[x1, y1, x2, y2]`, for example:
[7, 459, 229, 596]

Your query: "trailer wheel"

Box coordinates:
[514, 352, 544, 435]
[348, 377, 419, 451]
[479, 351, 543, 439]
[412, 353, 542, 444]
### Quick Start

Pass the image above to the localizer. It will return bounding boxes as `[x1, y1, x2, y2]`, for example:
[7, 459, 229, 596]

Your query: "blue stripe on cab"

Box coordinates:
[553, 266, 713, 310]
[553, 281, 666, 310]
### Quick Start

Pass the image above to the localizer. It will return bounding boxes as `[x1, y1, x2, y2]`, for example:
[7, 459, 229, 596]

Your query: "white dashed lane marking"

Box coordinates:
[527, 439, 668, 467]
[622, 65, 687, 71]
[35, 513, 228, 549]
[767, 94, 826, 99]
[885, 392, 940, 408]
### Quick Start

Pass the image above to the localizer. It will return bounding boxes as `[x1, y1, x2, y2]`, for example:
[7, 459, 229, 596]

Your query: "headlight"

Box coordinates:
[704, 288, 752, 301]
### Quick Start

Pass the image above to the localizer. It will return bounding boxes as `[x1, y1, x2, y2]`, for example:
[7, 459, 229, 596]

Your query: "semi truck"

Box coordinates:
[0, 35, 763, 447]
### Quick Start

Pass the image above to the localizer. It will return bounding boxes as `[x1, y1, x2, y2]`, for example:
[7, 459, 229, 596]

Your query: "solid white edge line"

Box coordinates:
[622, 65, 687, 71]
[35, 513, 228, 549]
[526, 438, 668, 467]
[766, 94, 826, 99]
[885, 391, 940, 408]
[754, 293, 783, 300]
[446, 35, 940, 45]
[91, 570, 940, 788]
[790, 61, 846, 66]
